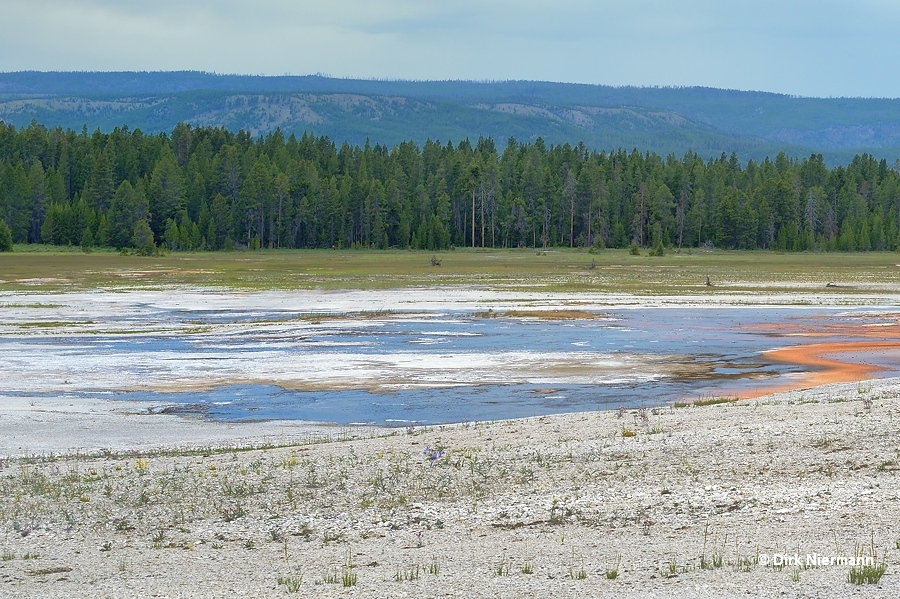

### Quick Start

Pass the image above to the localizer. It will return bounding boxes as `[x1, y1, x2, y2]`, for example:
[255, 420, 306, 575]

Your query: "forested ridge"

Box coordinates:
[6, 72, 900, 165]
[2, 120, 900, 254]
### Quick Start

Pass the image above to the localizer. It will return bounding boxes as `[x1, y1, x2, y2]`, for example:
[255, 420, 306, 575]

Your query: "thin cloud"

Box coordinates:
[1, 0, 899, 97]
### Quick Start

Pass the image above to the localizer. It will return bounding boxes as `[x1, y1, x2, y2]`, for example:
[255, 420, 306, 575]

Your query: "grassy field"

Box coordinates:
[1, 245, 899, 294]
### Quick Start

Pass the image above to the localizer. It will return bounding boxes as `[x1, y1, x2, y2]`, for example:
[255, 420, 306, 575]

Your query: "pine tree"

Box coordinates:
[132, 220, 156, 255]
[0, 219, 13, 251]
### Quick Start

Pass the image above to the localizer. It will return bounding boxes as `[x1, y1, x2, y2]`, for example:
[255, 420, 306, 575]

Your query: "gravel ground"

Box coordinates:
[1, 379, 898, 598]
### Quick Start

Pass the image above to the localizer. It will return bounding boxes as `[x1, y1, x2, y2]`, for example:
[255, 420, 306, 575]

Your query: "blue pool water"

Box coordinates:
[9, 306, 900, 426]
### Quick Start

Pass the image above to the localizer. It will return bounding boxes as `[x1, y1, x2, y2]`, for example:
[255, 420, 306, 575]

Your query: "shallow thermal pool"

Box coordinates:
[4, 295, 900, 426]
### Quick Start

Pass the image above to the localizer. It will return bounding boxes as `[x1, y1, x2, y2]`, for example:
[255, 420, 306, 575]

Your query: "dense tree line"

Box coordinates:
[2, 120, 900, 253]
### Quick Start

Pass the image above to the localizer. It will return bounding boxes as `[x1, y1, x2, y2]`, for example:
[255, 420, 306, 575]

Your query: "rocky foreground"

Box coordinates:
[1, 380, 899, 598]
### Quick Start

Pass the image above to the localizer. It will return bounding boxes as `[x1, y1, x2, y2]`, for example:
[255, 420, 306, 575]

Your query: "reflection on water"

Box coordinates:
[6, 306, 900, 425]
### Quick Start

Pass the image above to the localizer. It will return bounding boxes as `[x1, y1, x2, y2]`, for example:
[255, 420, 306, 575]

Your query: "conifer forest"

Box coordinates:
[2, 121, 900, 254]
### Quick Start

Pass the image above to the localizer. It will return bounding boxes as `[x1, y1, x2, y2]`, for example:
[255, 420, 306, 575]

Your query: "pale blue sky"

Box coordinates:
[3, 0, 899, 98]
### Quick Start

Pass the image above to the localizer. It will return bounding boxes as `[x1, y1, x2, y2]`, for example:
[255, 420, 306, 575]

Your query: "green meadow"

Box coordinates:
[1, 245, 899, 295]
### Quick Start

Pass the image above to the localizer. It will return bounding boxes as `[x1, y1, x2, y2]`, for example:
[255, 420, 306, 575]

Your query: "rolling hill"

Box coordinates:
[2, 71, 900, 165]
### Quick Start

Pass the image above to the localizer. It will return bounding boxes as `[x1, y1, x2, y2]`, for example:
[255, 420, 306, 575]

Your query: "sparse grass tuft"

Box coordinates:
[394, 564, 420, 582]
[699, 524, 727, 570]
[426, 556, 440, 576]
[522, 544, 533, 574]
[848, 538, 887, 585]
[495, 552, 511, 576]
[693, 395, 738, 407]
[151, 529, 165, 549]
[734, 553, 757, 572]
[569, 549, 588, 580]
[605, 554, 621, 580]
[221, 503, 245, 522]
[341, 550, 357, 587]
[277, 574, 303, 593]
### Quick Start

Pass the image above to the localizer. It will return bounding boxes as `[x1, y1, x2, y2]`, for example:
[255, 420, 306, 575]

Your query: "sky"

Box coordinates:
[3, 0, 900, 98]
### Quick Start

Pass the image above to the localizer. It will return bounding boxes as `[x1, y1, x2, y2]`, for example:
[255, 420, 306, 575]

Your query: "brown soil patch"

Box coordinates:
[473, 309, 599, 319]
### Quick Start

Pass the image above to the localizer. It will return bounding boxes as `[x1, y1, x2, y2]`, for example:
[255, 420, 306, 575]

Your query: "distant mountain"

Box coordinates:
[2, 71, 900, 165]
